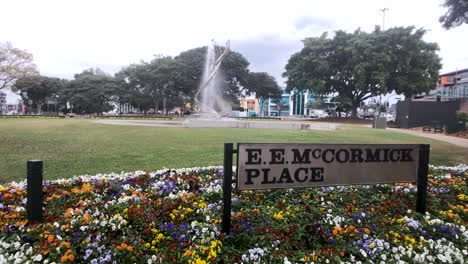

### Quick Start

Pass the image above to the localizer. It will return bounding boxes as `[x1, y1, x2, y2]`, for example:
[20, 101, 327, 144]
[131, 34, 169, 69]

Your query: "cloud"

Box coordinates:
[232, 35, 304, 86]
[294, 16, 336, 31]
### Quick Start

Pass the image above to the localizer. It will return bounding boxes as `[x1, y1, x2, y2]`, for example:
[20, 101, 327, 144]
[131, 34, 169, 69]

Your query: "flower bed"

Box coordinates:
[0, 165, 467, 263]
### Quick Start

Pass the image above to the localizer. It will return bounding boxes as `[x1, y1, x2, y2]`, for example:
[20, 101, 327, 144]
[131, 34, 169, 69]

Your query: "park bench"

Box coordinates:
[422, 121, 444, 133]
[423, 124, 431, 132]
[432, 121, 443, 133]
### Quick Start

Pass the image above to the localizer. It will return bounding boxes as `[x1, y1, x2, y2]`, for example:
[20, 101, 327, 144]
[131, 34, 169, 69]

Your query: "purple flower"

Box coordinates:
[84, 249, 93, 260]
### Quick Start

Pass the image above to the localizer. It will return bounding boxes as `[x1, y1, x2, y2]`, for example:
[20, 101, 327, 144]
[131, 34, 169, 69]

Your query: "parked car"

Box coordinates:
[6, 110, 18, 115]
[386, 114, 396, 122]
[361, 112, 375, 119]
[310, 110, 328, 119]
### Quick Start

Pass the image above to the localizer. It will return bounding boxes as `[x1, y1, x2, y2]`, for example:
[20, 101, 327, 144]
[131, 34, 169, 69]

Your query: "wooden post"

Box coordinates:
[222, 143, 234, 234]
[27, 160, 43, 223]
[416, 144, 430, 214]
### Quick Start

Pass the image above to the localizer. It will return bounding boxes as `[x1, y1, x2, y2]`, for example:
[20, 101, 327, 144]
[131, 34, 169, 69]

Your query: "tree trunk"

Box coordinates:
[351, 107, 358, 118]
[163, 97, 167, 115]
[154, 99, 160, 115]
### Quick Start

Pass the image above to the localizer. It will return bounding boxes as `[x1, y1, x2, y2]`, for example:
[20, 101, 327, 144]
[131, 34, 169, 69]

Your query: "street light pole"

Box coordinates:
[380, 8, 389, 30]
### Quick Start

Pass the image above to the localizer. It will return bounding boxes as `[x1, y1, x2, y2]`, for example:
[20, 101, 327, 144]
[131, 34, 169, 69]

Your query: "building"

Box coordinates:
[0, 87, 22, 114]
[417, 68, 468, 102]
[257, 89, 329, 117]
[239, 97, 259, 117]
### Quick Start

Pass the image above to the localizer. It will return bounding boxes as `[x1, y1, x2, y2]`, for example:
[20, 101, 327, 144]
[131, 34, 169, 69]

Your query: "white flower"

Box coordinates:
[360, 249, 367, 257]
[437, 254, 447, 262]
[33, 254, 42, 262]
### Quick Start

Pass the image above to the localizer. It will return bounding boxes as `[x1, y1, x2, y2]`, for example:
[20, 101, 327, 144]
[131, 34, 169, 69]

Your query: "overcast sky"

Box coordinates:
[1, 0, 467, 88]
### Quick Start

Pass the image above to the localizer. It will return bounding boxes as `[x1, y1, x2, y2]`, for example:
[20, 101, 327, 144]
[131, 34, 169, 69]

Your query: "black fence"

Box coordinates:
[396, 100, 460, 128]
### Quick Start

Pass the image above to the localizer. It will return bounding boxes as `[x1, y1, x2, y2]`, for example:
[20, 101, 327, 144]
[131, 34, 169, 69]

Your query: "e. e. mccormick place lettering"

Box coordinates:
[237, 143, 420, 190]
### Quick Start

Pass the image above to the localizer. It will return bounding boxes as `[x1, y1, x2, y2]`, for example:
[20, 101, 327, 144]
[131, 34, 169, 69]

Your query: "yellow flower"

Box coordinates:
[195, 258, 206, 264]
[369, 243, 375, 249]
[273, 211, 284, 219]
[209, 249, 217, 258]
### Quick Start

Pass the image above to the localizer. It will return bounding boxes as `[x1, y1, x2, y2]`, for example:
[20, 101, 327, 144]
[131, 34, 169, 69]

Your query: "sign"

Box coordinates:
[221, 143, 429, 234]
[237, 143, 420, 190]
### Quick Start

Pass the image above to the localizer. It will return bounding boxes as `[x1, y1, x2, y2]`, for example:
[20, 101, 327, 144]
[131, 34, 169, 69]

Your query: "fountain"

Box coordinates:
[192, 40, 231, 119]
[183, 40, 239, 127]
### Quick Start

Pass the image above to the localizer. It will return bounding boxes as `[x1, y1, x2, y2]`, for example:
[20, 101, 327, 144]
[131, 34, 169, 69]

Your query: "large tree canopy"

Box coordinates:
[116, 56, 182, 114]
[439, 0, 468, 29]
[64, 68, 119, 114]
[13, 75, 64, 113]
[247, 72, 282, 100]
[0, 42, 38, 90]
[283, 26, 441, 117]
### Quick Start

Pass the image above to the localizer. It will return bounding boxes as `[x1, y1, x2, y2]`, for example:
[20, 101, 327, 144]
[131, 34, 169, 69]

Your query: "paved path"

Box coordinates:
[95, 119, 339, 130]
[95, 120, 183, 127]
[387, 127, 468, 149]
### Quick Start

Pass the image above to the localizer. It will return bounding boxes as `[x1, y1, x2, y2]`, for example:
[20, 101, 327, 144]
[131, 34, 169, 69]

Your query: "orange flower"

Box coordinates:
[68, 254, 75, 261]
[127, 246, 134, 251]
[184, 250, 192, 256]
[60, 255, 68, 262]
[83, 214, 91, 221]
[60, 241, 71, 248]
[47, 235, 55, 243]
[120, 243, 128, 249]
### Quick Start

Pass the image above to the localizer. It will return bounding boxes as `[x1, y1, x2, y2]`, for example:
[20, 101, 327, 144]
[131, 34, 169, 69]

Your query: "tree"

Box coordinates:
[283, 27, 441, 117]
[0, 42, 38, 90]
[63, 68, 119, 114]
[307, 97, 327, 110]
[13, 75, 64, 114]
[116, 64, 153, 113]
[273, 99, 288, 116]
[439, 0, 468, 29]
[246, 72, 282, 116]
[331, 95, 353, 117]
[247, 72, 282, 99]
[116, 56, 180, 114]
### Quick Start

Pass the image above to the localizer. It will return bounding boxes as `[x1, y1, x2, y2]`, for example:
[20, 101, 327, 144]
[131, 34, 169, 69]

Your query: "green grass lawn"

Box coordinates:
[1, 119, 467, 184]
